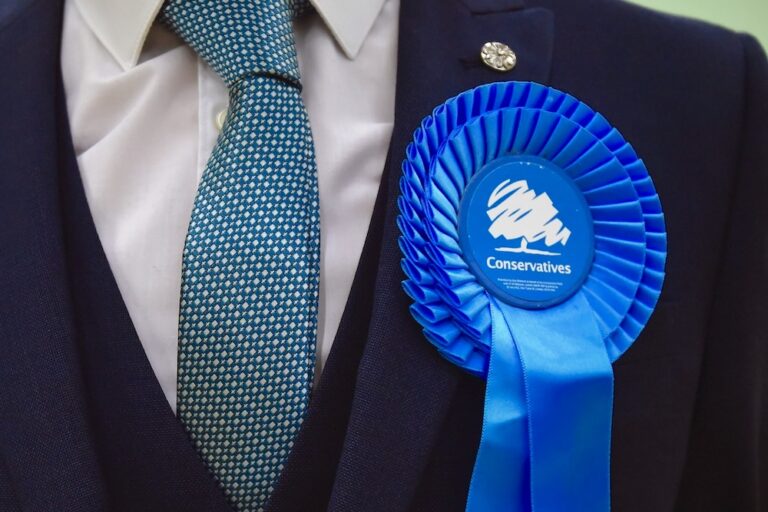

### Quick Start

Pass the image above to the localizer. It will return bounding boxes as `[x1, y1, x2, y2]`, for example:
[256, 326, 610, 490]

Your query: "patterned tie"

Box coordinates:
[159, 1, 319, 510]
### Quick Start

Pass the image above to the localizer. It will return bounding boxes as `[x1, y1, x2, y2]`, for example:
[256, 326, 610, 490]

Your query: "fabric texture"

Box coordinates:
[159, 1, 320, 509]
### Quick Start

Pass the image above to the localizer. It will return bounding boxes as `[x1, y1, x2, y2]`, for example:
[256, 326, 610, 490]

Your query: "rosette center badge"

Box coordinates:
[459, 156, 594, 309]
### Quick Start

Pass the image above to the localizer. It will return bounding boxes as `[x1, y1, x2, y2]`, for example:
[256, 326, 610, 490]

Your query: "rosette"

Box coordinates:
[397, 82, 666, 511]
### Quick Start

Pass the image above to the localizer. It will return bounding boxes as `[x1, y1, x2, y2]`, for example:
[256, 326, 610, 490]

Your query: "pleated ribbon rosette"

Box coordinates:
[397, 81, 666, 511]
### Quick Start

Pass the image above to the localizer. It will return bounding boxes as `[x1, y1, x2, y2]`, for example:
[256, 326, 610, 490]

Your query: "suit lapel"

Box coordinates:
[0, 1, 109, 509]
[0, 1, 231, 509]
[327, 0, 554, 510]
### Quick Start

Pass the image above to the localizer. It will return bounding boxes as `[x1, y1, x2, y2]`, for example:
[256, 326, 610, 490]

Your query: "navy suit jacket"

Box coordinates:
[1, 0, 766, 510]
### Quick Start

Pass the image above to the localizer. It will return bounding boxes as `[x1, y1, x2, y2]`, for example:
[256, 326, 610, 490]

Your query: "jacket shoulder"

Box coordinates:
[540, 0, 754, 67]
[596, 0, 755, 56]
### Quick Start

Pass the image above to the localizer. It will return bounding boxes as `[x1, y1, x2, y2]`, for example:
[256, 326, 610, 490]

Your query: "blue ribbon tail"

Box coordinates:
[466, 293, 614, 512]
[466, 299, 530, 511]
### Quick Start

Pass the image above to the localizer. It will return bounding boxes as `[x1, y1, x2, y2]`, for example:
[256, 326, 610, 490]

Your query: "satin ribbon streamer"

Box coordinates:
[467, 293, 613, 511]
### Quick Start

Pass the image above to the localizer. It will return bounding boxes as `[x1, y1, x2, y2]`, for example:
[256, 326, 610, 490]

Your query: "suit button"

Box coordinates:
[481, 42, 517, 72]
[215, 109, 228, 131]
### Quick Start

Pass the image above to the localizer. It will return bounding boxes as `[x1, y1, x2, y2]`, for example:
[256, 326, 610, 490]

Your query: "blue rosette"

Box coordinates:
[397, 81, 666, 511]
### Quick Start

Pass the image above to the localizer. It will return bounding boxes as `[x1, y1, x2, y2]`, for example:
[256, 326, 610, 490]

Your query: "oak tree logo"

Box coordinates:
[486, 179, 571, 256]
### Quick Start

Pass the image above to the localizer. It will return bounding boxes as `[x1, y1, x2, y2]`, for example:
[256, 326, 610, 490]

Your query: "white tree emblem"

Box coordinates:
[486, 179, 571, 256]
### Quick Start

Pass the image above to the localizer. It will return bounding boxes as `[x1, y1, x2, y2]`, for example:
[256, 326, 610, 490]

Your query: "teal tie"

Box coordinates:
[159, 1, 319, 510]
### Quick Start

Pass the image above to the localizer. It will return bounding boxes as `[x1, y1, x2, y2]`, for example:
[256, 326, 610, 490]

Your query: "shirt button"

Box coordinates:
[215, 109, 228, 131]
[480, 42, 517, 72]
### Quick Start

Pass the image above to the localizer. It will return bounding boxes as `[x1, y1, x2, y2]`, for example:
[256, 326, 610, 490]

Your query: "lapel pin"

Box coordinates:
[480, 42, 517, 72]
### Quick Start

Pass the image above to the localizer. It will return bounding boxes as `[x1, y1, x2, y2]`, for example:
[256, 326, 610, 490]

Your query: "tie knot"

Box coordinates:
[160, 0, 309, 87]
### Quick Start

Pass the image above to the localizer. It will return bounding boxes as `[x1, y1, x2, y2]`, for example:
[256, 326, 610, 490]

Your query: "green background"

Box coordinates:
[630, 0, 767, 49]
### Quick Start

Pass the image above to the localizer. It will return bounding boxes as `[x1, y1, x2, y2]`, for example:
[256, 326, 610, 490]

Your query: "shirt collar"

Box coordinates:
[73, 0, 387, 71]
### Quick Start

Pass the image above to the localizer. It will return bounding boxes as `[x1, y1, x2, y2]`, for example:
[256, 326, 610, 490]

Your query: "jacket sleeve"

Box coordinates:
[676, 34, 768, 512]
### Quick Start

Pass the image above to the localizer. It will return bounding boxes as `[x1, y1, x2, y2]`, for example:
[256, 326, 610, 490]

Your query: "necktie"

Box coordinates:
[159, 1, 319, 510]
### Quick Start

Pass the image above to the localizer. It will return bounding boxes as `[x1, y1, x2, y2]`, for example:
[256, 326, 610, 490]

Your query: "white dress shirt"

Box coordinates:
[61, 0, 399, 411]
